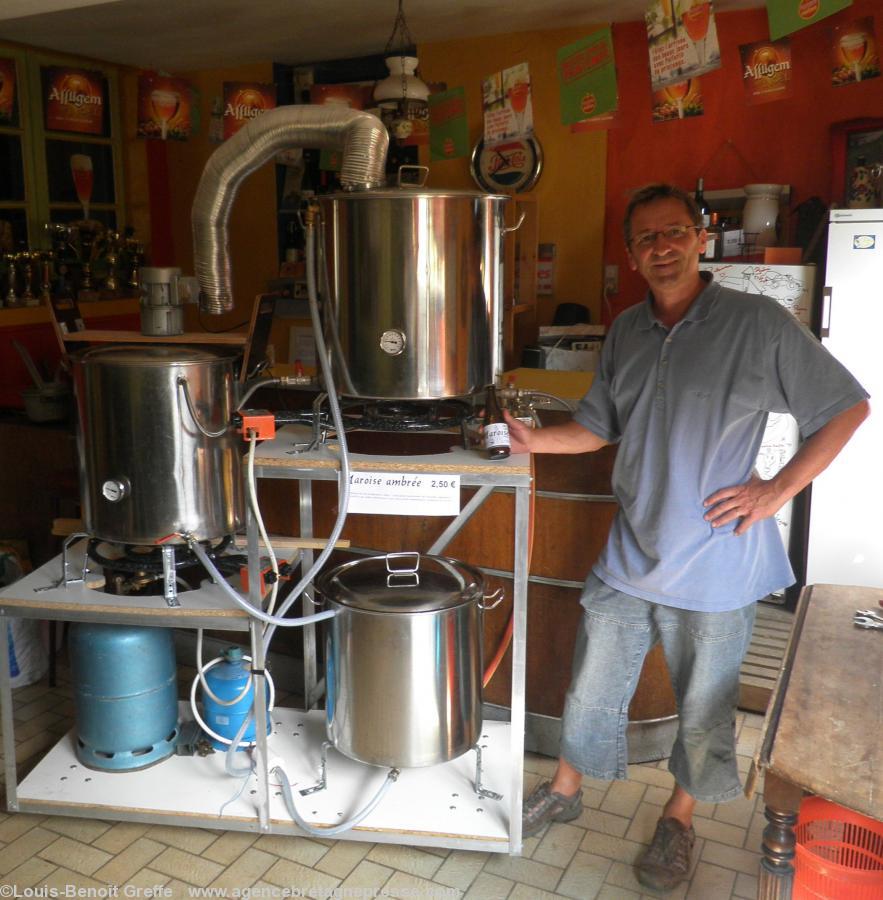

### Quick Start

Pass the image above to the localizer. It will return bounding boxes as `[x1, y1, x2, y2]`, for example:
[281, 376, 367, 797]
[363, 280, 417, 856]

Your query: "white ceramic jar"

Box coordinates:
[742, 184, 784, 248]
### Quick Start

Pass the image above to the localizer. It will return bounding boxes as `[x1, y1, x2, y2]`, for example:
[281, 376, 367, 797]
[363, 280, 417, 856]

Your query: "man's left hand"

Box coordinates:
[703, 474, 783, 536]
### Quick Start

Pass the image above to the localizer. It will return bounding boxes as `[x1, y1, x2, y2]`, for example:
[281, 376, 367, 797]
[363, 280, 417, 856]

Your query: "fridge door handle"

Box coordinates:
[820, 286, 832, 338]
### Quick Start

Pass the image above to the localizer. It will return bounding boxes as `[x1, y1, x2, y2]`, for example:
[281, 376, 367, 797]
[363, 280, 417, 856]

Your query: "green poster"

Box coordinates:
[766, 0, 853, 40]
[429, 87, 469, 161]
[557, 28, 618, 126]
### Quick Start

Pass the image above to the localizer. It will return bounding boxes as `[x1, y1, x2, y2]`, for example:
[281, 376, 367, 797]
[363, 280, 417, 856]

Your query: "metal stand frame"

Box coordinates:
[0, 425, 532, 854]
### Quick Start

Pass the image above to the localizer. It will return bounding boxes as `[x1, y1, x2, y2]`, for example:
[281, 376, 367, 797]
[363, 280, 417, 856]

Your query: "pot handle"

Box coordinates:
[385, 551, 420, 588]
[479, 587, 505, 611]
[502, 212, 526, 235]
[397, 165, 430, 188]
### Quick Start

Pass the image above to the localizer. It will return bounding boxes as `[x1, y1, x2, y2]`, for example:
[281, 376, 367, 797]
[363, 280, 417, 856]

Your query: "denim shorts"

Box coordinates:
[560, 574, 756, 803]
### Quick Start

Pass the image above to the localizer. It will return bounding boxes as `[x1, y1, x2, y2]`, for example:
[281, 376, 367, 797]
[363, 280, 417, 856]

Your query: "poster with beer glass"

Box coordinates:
[645, 0, 721, 91]
[831, 18, 880, 86]
[137, 73, 192, 141]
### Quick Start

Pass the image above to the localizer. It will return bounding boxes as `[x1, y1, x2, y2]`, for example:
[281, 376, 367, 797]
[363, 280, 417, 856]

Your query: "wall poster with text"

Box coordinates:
[429, 87, 469, 161]
[558, 28, 618, 126]
[645, 0, 722, 91]
[766, 0, 853, 41]
[223, 82, 277, 139]
[741, 38, 794, 104]
[482, 62, 533, 144]
[43, 66, 107, 136]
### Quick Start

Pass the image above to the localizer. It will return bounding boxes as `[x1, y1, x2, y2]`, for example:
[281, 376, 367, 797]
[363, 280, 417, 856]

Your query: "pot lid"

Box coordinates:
[318, 553, 484, 613]
[323, 188, 508, 202]
[78, 346, 233, 367]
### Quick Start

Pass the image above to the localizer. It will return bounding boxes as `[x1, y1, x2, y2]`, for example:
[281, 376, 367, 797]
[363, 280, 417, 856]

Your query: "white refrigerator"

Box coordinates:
[806, 208, 882, 589]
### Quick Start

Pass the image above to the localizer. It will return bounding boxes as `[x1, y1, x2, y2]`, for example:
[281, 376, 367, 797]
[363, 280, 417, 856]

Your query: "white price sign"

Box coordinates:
[347, 472, 460, 516]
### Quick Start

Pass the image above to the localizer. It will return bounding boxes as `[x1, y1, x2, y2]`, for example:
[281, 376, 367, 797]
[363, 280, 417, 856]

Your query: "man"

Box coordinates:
[513, 183, 869, 892]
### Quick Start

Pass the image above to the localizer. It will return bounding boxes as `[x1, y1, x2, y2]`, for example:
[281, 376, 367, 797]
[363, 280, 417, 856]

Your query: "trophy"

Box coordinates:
[4, 252, 19, 307]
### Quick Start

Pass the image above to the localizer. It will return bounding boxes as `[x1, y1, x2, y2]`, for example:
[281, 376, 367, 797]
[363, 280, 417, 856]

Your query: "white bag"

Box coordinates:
[1, 549, 48, 689]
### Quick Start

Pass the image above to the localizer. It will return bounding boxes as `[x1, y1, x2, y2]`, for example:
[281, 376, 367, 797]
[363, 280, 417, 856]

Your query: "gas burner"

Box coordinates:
[340, 399, 472, 433]
[85, 536, 244, 597]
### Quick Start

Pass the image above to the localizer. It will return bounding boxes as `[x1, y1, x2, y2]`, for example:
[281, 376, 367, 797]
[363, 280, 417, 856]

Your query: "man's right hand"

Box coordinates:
[503, 409, 534, 454]
[501, 410, 609, 456]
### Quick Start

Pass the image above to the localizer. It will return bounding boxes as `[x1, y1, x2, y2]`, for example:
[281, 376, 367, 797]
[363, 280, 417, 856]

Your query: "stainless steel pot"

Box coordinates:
[72, 345, 243, 545]
[320, 188, 509, 399]
[316, 552, 503, 768]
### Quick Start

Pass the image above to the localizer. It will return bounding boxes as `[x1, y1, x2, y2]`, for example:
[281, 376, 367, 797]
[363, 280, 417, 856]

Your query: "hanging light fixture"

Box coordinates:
[373, 0, 430, 140]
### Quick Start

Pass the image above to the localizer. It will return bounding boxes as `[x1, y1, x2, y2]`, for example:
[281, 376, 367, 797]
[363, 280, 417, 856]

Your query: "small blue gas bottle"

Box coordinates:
[202, 646, 271, 749]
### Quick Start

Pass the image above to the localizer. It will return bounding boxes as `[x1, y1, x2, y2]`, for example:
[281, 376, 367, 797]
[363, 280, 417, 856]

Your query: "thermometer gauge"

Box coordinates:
[379, 329, 406, 356]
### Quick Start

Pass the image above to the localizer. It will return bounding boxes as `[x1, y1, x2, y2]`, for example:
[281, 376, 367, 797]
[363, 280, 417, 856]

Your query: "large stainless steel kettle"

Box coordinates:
[320, 187, 509, 400]
[72, 345, 243, 545]
[316, 553, 503, 768]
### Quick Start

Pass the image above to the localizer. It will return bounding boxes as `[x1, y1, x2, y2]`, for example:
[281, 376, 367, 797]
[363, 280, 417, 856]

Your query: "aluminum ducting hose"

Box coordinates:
[192, 105, 389, 314]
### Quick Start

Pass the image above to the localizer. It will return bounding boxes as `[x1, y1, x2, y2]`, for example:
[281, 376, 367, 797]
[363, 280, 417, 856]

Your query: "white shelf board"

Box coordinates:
[17, 706, 513, 852]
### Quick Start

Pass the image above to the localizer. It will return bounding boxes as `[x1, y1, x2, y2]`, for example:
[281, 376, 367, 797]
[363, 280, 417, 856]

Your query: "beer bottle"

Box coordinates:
[484, 384, 510, 460]
[694, 177, 710, 227]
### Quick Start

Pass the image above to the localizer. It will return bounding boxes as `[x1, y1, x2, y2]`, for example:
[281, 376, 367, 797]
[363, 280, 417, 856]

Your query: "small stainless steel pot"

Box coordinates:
[316, 552, 503, 768]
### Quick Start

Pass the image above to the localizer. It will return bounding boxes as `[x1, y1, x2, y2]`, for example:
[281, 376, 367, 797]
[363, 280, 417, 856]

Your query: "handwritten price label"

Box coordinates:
[348, 472, 461, 516]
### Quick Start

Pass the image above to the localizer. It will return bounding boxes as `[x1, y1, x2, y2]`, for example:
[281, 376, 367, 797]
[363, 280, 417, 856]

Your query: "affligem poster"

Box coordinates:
[645, 0, 722, 91]
[741, 39, 794, 104]
[138, 73, 192, 141]
[832, 18, 880, 86]
[44, 67, 106, 135]
[223, 82, 276, 139]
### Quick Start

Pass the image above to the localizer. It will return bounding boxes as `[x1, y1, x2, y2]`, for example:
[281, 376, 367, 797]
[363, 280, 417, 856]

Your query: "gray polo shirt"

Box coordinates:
[573, 275, 868, 611]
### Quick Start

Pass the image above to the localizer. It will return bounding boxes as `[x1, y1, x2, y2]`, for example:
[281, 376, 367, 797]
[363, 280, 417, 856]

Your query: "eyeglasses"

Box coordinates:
[630, 224, 701, 249]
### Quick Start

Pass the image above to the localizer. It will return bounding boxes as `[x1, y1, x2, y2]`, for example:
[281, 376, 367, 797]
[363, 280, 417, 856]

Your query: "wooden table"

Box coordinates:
[751, 583, 883, 898]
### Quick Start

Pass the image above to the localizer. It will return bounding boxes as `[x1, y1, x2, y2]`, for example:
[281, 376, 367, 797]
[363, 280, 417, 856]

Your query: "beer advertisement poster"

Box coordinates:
[766, 0, 853, 41]
[223, 82, 277, 139]
[0, 58, 17, 125]
[137, 73, 192, 141]
[651, 77, 704, 121]
[43, 67, 106, 135]
[740, 39, 794, 104]
[482, 62, 533, 144]
[429, 87, 469, 161]
[311, 83, 375, 170]
[645, 0, 722, 91]
[557, 28, 618, 126]
[832, 18, 880, 86]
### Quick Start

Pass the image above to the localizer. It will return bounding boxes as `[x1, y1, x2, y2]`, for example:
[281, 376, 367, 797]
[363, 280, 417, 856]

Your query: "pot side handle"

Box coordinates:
[479, 587, 505, 611]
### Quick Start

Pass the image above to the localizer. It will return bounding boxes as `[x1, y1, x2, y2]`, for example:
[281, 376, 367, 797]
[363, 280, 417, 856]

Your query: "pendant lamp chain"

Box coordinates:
[383, 0, 416, 101]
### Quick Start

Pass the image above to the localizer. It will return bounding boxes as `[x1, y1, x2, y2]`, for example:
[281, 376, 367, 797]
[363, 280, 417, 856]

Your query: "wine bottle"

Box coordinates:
[694, 177, 710, 227]
[484, 384, 511, 460]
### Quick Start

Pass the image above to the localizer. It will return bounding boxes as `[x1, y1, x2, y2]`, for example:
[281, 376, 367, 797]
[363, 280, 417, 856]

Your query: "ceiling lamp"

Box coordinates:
[373, 0, 429, 139]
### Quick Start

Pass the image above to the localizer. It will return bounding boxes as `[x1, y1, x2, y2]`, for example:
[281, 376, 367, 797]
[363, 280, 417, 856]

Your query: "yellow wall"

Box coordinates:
[166, 61, 279, 333]
[417, 27, 607, 324]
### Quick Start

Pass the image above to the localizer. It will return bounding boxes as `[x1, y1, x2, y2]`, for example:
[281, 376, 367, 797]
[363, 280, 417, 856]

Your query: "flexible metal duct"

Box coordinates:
[192, 105, 389, 314]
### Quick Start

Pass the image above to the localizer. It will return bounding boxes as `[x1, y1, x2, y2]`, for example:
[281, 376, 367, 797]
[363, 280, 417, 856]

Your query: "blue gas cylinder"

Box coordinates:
[202, 646, 271, 749]
[69, 623, 179, 772]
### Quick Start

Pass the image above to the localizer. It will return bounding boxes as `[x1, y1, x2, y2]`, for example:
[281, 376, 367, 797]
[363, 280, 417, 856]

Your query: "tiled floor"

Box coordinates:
[1, 668, 768, 899]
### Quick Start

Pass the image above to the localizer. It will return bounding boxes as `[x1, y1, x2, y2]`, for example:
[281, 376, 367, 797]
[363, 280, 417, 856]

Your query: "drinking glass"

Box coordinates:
[70, 154, 93, 221]
[682, 1, 711, 68]
[150, 89, 180, 140]
[508, 81, 529, 136]
[664, 80, 691, 119]
[840, 32, 868, 83]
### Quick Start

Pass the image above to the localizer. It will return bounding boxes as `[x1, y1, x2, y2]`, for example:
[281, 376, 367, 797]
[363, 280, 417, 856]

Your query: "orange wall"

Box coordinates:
[417, 28, 607, 326]
[604, 2, 883, 317]
[164, 61, 278, 332]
